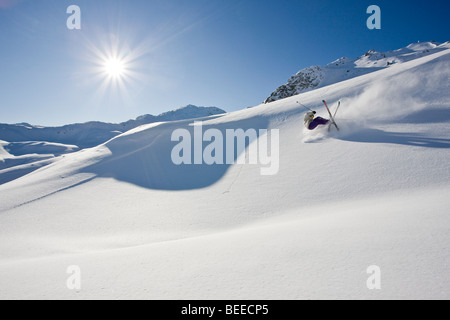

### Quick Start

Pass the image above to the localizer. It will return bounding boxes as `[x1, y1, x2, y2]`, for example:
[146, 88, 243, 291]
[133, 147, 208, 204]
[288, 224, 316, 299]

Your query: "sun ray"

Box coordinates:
[76, 31, 146, 110]
[75, 7, 219, 112]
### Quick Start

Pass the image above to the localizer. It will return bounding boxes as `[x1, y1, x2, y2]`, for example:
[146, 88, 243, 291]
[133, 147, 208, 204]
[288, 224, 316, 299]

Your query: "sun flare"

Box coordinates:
[86, 33, 146, 97]
[103, 58, 126, 78]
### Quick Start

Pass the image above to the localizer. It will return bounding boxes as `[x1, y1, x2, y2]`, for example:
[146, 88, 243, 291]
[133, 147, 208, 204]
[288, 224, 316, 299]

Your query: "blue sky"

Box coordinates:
[0, 0, 449, 126]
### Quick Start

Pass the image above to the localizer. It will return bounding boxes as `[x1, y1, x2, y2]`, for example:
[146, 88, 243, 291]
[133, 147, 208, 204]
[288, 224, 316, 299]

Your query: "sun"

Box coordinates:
[84, 34, 146, 97]
[103, 58, 126, 78]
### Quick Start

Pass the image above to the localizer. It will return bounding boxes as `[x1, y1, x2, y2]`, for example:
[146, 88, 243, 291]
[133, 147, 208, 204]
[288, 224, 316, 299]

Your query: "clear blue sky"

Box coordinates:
[1, 0, 449, 126]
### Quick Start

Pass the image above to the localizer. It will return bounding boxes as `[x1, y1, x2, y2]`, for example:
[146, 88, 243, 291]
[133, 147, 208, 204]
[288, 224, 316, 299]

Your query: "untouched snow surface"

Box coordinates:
[0, 45, 450, 300]
[0, 141, 79, 185]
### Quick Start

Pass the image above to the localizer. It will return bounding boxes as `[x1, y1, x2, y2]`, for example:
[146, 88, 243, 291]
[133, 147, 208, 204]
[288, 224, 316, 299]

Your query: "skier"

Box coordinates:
[304, 111, 330, 130]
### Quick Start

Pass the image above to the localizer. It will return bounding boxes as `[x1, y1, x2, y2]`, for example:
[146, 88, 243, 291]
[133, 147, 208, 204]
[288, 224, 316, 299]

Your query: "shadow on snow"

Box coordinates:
[338, 128, 450, 149]
[82, 115, 271, 191]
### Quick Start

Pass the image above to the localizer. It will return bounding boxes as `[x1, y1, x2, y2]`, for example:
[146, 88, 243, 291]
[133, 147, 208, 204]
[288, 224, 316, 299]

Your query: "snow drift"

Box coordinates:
[0, 42, 449, 300]
[0, 105, 225, 185]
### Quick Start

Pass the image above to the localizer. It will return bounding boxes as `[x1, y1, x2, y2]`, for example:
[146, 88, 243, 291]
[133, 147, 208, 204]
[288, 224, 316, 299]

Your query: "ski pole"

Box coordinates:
[296, 101, 314, 112]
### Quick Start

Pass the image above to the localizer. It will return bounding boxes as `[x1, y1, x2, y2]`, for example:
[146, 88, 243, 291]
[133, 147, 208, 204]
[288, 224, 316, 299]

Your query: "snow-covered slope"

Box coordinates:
[265, 41, 449, 103]
[0, 45, 449, 299]
[0, 141, 79, 185]
[0, 105, 226, 149]
[0, 105, 225, 185]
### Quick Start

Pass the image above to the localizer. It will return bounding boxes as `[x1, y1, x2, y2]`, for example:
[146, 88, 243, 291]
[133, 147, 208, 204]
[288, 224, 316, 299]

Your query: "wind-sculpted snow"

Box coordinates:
[0, 105, 226, 185]
[0, 45, 449, 300]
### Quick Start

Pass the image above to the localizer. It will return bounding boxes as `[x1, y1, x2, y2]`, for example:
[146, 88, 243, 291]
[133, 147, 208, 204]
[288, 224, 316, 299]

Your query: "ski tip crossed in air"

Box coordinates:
[302, 100, 340, 131]
[322, 100, 340, 131]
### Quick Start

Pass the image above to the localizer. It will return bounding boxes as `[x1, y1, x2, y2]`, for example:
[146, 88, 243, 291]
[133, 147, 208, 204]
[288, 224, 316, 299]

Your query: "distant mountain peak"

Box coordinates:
[14, 122, 34, 129]
[264, 41, 449, 103]
[147, 105, 226, 122]
[136, 105, 225, 122]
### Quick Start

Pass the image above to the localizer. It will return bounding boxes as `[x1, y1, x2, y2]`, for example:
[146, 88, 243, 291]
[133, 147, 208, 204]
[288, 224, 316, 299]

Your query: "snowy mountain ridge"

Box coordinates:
[265, 41, 450, 103]
[136, 105, 226, 123]
[0, 105, 226, 149]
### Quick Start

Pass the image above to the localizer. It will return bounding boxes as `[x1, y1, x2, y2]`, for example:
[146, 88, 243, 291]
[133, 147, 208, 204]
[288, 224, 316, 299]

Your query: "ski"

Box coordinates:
[333, 100, 341, 118]
[322, 100, 340, 131]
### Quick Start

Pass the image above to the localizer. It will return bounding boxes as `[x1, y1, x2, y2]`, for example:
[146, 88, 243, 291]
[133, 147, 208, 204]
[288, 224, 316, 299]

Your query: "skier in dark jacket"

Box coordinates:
[304, 111, 330, 130]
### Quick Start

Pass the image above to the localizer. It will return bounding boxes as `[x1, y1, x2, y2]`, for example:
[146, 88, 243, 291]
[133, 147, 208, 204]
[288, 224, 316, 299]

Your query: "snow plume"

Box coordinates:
[343, 50, 450, 126]
[340, 69, 442, 125]
[302, 72, 427, 143]
[303, 71, 428, 143]
[302, 127, 329, 143]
